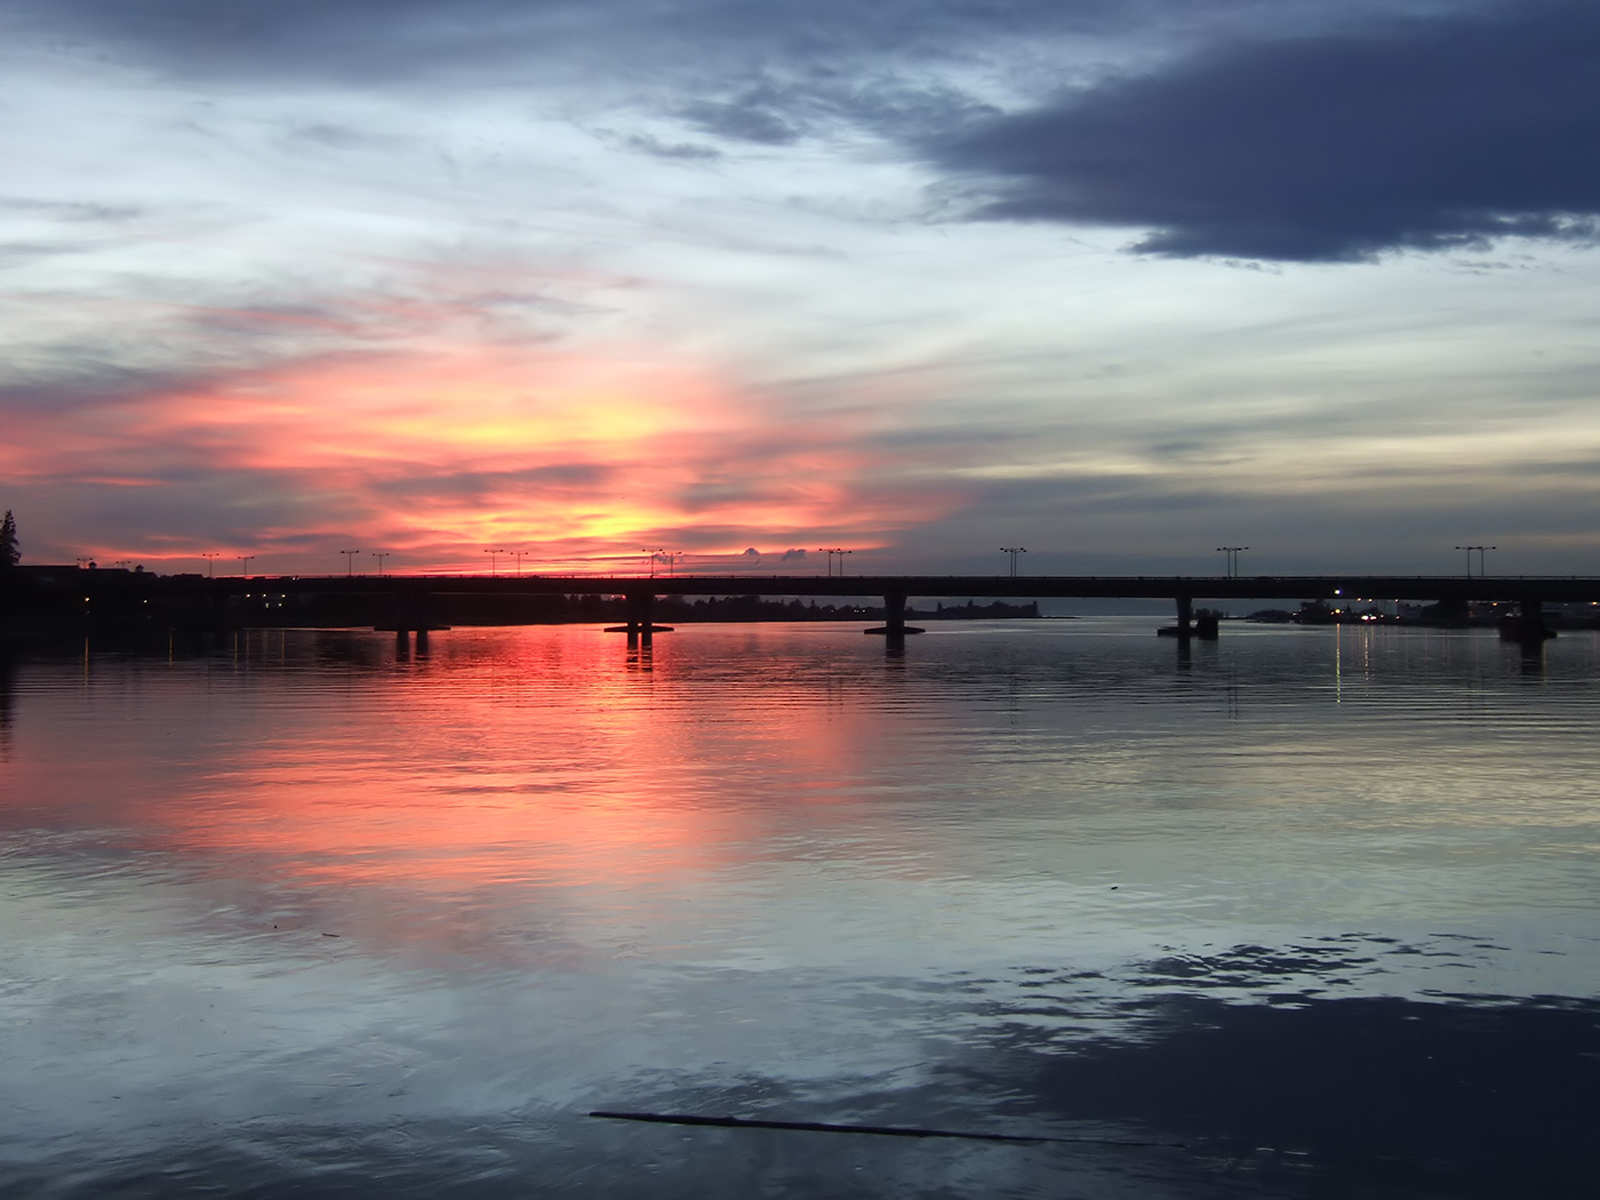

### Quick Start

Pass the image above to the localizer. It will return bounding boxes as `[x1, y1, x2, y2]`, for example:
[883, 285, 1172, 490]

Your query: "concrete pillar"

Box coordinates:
[1525, 597, 1552, 639]
[1504, 596, 1555, 645]
[1175, 594, 1193, 642]
[884, 593, 907, 637]
[627, 592, 655, 641]
[864, 593, 917, 644]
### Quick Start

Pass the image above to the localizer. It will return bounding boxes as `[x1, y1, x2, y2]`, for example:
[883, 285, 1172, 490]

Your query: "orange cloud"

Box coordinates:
[12, 335, 967, 569]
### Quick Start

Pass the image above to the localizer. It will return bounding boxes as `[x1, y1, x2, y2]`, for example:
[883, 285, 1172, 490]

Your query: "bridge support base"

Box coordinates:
[605, 592, 673, 639]
[1500, 597, 1556, 647]
[1158, 595, 1194, 640]
[375, 624, 449, 651]
[864, 593, 925, 639]
[1157, 596, 1219, 640]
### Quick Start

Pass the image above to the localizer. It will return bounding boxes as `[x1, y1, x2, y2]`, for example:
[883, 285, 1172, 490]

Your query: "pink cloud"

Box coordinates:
[10, 336, 968, 570]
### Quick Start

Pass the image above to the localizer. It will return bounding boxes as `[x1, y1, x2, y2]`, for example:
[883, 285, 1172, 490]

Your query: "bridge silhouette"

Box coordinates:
[16, 567, 1594, 646]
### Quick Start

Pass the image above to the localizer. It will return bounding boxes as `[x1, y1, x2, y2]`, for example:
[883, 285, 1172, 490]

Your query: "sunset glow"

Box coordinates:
[6, 0, 1600, 575]
[8, 333, 960, 571]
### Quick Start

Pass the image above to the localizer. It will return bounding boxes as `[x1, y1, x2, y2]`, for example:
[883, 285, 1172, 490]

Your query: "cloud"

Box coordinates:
[930, 1, 1600, 261]
[16, 1, 1403, 113]
[284, 121, 398, 152]
[15, 1, 1133, 75]
[10, 0, 1600, 573]
[621, 133, 722, 161]
[680, 78, 811, 145]
[11, 1, 1462, 169]
[0, 330, 967, 566]
[0, 196, 143, 222]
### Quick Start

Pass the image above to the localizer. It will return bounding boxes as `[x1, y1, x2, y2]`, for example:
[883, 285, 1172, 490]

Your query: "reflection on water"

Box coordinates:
[2, 620, 1599, 1198]
[0, 645, 15, 760]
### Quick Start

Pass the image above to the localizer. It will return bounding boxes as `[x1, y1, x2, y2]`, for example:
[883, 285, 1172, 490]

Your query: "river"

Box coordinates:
[2, 619, 1597, 1197]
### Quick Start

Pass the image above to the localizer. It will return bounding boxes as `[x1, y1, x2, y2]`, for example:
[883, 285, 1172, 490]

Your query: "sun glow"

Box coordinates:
[24, 339, 957, 569]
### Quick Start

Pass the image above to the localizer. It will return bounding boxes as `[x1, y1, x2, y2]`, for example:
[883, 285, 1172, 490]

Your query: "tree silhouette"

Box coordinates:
[0, 510, 17, 568]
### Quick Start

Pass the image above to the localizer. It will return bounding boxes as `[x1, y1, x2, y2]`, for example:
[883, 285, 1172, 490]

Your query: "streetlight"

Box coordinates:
[1455, 545, 1496, 578]
[341, 549, 361, 577]
[643, 548, 665, 577]
[513, 550, 530, 575]
[1216, 546, 1249, 578]
[817, 548, 851, 577]
[239, 555, 254, 577]
[373, 552, 390, 577]
[1000, 547, 1027, 578]
[202, 552, 219, 578]
[484, 548, 504, 576]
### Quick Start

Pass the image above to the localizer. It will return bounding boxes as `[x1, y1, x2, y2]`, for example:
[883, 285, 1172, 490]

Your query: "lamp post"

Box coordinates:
[202, 552, 219, 578]
[817, 548, 851, 577]
[513, 550, 530, 575]
[341, 549, 360, 577]
[484, 548, 504, 576]
[1216, 546, 1249, 578]
[643, 548, 665, 577]
[1455, 545, 1495, 578]
[373, 552, 389, 577]
[239, 555, 254, 577]
[1000, 547, 1026, 578]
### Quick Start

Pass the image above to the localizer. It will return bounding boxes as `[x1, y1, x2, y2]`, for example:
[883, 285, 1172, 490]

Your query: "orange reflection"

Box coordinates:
[2, 631, 903, 939]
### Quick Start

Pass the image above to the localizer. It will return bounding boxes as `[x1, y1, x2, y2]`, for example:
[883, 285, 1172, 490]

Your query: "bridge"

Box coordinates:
[9, 567, 1596, 646]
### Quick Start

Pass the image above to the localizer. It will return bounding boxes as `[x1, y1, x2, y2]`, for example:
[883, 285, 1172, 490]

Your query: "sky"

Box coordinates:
[3, 0, 1598, 577]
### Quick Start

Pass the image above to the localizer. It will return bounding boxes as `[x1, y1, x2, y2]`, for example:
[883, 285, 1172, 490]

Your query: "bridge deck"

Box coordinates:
[183, 574, 1600, 604]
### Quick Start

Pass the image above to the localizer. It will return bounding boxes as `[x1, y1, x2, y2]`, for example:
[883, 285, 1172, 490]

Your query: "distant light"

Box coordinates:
[1334, 588, 1342, 595]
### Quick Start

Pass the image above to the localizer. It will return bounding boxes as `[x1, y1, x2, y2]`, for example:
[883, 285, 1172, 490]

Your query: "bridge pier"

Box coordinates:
[1158, 595, 1219, 641]
[1157, 595, 1194, 641]
[375, 593, 448, 650]
[864, 593, 924, 642]
[629, 592, 653, 640]
[884, 593, 905, 638]
[605, 592, 673, 640]
[1500, 596, 1556, 647]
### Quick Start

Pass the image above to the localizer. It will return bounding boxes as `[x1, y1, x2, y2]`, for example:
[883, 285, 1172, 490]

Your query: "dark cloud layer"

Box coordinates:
[12, 1, 1158, 69]
[10, 1, 1420, 93]
[935, 1, 1600, 260]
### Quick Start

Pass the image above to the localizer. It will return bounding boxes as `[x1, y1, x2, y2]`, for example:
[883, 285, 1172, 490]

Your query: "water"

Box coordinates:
[2, 620, 1598, 1197]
